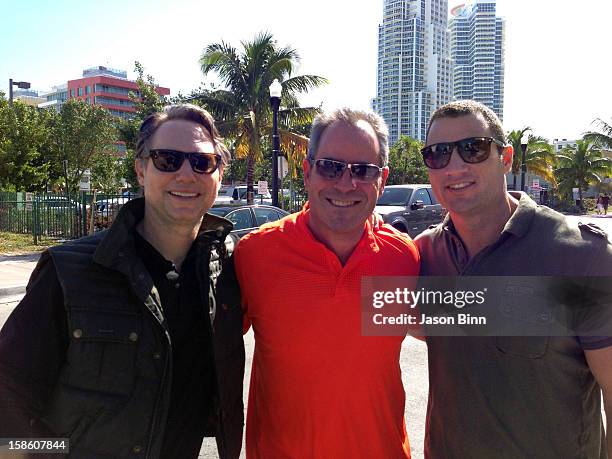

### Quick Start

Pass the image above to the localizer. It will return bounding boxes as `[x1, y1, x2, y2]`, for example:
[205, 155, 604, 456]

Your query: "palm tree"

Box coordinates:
[584, 118, 612, 149]
[507, 128, 556, 190]
[555, 139, 612, 207]
[197, 32, 327, 203]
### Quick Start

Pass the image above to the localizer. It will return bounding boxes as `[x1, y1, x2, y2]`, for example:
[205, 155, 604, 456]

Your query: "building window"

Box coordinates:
[70, 89, 74, 98]
[86, 86, 91, 94]
[78, 87, 83, 96]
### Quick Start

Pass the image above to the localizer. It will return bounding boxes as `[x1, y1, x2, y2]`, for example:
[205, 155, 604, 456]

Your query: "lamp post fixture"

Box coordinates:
[8, 79, 31, 106]
[520, 132, 528, 192]
[269, 79, 282, 208]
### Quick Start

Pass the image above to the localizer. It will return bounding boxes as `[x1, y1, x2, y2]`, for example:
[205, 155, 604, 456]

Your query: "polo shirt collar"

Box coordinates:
[501, 191, 537, 238]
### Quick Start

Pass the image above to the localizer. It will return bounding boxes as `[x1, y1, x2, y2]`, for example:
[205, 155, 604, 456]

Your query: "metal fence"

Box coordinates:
[0, 192, 131, 243]
[0, 190, 307, 245]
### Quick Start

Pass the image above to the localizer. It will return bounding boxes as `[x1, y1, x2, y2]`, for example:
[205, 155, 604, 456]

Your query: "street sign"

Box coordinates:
[79, 169, 91, 192]
[25, 192, 33, 211]
[257, 181, 268, 195]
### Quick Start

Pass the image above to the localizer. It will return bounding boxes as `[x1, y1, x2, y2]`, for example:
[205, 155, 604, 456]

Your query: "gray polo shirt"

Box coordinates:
[415, 192, 612, 459]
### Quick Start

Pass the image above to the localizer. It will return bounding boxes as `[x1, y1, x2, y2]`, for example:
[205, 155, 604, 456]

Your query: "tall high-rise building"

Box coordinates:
[374, 0, 452, 144]
[449, 0, 504, 120]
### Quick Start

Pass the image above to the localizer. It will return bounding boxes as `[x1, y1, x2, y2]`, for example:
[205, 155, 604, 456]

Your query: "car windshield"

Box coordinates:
[377, 188, 413, 206]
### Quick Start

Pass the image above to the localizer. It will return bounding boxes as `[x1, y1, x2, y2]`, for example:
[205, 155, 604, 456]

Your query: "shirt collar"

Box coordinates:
[500, 191, 537, 238]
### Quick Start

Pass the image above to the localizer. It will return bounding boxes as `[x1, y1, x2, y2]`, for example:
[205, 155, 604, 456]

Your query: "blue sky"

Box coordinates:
[2, 0, 611, 141]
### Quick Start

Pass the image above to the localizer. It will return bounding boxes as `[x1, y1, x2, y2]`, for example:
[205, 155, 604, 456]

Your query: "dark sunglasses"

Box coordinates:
[312, 158, 383, 182]
[421, 137, 505, 169]
[147, 149, 222, 174]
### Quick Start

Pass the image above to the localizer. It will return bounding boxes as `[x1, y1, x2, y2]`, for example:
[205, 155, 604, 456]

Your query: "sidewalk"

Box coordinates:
[0, 252, 41, 302]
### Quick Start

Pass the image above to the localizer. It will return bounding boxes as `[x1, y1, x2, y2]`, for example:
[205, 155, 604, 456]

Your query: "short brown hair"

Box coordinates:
[136, 103, 230, 166]
[427, 100, 506, 144]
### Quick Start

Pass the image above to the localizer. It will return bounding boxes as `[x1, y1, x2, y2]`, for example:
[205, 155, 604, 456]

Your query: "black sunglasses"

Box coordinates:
[421, 137, 505, 169]
[312, 158, 383, 182]
[147, 149, 222, 174]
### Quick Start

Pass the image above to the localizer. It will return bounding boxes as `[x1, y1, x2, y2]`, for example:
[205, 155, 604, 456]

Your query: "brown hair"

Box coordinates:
[136, 103, 230, 166]
[427, 100, 506, 144]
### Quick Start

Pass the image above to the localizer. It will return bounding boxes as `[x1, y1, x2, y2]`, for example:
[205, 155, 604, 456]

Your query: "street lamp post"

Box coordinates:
[269, 79, 282, 208]
[520, 133, 528, 192]
[8, 79, 31, 106]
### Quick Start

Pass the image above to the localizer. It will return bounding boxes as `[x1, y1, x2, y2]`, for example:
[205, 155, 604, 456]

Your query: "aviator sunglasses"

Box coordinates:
[312, 158, 383, 183]
[147, 149, 222, 174]
[420, 137, 505, 170]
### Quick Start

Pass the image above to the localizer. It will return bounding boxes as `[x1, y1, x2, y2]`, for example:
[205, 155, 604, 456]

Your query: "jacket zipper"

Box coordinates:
[144, 294, 172, 459]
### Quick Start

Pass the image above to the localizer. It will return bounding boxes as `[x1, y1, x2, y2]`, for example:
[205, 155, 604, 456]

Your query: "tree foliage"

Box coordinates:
[506, 128, 556, 189]
[196, 32, 327, 203]
[584, 118, 612, 149]
[386, 136, 428, 185]
[0, 97, 54, 191]
[555, 139, 612, 205]
[50, 99, 117, 192]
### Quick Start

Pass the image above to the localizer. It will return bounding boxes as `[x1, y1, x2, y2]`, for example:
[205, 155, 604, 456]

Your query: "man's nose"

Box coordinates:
[334, 167, 359, 191]
[445, 146, 469, 173]
[175, 158, 197, 181]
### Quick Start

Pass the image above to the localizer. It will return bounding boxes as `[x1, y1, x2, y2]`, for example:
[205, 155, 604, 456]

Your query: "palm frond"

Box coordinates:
[279, 106, 320, 127]
[282, 75, 328, 95]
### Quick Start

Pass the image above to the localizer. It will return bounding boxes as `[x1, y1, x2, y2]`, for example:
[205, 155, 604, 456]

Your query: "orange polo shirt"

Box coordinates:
[234, 207, 420, 459]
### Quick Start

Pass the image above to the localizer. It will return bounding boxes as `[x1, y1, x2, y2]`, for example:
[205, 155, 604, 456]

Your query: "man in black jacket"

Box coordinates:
[0, 104, 244, 458]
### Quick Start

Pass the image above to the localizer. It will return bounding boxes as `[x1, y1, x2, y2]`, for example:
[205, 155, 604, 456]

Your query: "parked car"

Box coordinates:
[93, 196, 131, 216]
[37, 196, 84, 213]
[215, 185, 272, 205]
[375, 184, 445, 237]
[208, 204, 289, 238]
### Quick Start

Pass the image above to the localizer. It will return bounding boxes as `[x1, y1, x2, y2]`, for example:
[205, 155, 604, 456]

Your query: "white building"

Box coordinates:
[38, 84, 68, 112]
[13, 89, 46, 107]
[449, 0, 505, 120]
[552, 138, 577, 153]
[373, 0, 452, 143]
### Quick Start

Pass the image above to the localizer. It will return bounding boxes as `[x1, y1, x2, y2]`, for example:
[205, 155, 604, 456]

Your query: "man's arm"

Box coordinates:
[0, 253, 69, 436]
[585, 346, 612, 457]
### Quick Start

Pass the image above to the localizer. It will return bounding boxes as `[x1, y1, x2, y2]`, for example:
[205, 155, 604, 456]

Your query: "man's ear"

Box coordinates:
[501, 145, 513, 173]
[135, 158, 146, 187]
[379, 167, 390, 196]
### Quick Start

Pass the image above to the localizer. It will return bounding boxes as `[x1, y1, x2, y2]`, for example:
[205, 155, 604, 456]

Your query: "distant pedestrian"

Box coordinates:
[602, 193, 610, 215]
[596, 195, 604, 214]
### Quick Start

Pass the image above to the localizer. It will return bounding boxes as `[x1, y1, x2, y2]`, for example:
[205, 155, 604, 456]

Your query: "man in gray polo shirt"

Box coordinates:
[415, 100, 612, 458]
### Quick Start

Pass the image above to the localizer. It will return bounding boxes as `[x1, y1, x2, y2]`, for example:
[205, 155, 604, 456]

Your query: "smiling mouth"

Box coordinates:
[327, 198, 360, 207]
[168, 191, 200, 198]
[446, 182, 475, 191]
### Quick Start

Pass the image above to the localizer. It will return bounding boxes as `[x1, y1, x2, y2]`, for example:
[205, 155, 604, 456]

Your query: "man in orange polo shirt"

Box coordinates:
[233, 108, 420, 458]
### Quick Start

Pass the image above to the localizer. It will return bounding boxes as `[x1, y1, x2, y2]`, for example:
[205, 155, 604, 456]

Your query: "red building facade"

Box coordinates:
[67, 66, 170, 118]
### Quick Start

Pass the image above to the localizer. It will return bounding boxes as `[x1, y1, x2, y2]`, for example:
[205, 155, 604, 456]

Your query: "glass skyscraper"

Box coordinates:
[373, 0, 452, 144]
[449, 0, 505, 120]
